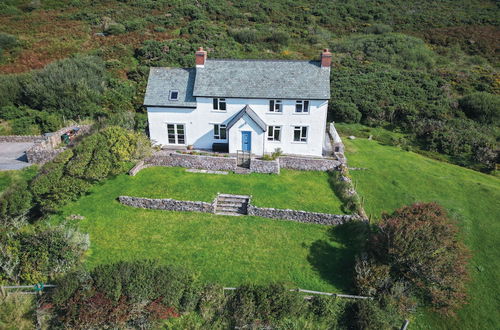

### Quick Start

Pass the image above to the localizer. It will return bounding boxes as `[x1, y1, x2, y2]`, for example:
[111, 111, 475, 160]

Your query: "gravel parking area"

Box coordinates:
[0, 142, 34, 170]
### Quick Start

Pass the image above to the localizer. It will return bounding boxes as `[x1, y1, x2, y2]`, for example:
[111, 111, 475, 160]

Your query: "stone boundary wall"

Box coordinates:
[247, 205, 359, 225]
[118, 195, 360, 226]
[25, 125, 92, 164]
[118, 196, 214, 213]
[280, 156, 340, 171]
[329, 122, 346, 164]
[250, 158, 280, 174]
[0, 135, 46, 143]
[145, 151, 237, 171]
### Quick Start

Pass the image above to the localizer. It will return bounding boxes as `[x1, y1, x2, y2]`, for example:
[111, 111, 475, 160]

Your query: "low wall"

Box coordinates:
[280, 156, 340, 171]
[250, 158, 280, 174]
[25, 148, 65, 164]
[145, 151, 237, 171]
[118, 196, 214, 213]
[247, 205, 359, 225]
[0, 135, 46, 143]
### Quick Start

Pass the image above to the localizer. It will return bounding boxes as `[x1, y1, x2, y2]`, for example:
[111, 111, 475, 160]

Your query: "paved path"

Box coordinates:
[0, 142, 34, 170]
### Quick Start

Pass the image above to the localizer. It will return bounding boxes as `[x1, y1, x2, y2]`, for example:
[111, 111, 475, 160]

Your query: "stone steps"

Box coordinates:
[215, 194, 250, 216]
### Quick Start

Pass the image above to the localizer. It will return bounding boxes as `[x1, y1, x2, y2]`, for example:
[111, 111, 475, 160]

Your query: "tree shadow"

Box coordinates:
[307, 221, 371, 292]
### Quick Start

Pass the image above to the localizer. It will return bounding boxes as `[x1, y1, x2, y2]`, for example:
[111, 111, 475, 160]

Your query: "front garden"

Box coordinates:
[50, 167, 354, 292]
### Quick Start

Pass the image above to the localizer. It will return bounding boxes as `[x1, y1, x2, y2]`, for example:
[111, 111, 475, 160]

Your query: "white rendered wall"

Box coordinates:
[147, 97, 328, 157]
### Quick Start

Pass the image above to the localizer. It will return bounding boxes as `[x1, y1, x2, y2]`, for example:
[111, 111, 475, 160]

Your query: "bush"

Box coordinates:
[331, 101, 362, 123]
[370, 203, 470, 315]
[0, 33, 18, 50]
[364, 24, 393, 34]
[105, 23, 126, 35]
[0, 226, 88, 283]
[230, 29, 261, 44]
[0, 180, 32, 229]
[459, 92, 500, 125]
[267, 30, 290, 45]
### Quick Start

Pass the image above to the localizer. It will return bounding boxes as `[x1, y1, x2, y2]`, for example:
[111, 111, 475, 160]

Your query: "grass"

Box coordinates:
[0, 166, 38, 193]
[115, 167, 345, 214]
[49, 167, 357, 292]
[343, 138, 500, 330]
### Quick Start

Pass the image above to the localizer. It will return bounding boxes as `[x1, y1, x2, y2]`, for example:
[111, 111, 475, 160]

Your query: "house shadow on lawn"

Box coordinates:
[307, 221, 369, 292]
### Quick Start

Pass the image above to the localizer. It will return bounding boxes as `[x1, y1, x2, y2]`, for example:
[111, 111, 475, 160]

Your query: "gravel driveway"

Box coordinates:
[0, 142, 34, 170]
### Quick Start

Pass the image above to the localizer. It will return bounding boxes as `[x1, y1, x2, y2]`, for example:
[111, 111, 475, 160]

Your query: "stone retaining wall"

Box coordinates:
[145, 151, 237, 171]
[249, 158, 280, 174]
[118, 196, 214, 213]
[247, 205, 359, 225]
[25, 148, 65, 164]
[329, 122, 346, 164]
[0, 135, 46, 143]
[280, 156, 340, 171]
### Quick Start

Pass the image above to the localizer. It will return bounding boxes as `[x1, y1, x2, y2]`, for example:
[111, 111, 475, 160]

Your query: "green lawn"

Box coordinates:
[344, 138, 500, 330]
[117, 167, 344, 214]
[0, 166, 38, 193]
[50, 168, 356, 292]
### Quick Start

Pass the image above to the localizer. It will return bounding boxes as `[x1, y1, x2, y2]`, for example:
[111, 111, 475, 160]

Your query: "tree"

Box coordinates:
[370, 203, 470, 315]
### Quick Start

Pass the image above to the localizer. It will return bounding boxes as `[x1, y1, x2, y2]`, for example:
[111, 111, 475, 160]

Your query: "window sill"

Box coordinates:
[291, 141, 308, 144]
[211, 110, 227, 113]
[267, 140, 281, 143]
[266, 112, 283, 115]
[292, 112, 310, 115]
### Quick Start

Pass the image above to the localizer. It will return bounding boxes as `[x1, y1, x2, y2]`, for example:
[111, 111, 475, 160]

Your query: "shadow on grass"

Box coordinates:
[307, 221, 370, 292]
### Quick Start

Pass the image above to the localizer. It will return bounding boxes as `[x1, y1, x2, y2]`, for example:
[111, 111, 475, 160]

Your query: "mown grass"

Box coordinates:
[344, 138, 500, 330]
[49, 168, 356, 292]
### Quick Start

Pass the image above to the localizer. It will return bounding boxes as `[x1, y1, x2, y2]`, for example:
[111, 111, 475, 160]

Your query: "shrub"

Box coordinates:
[0, 33, 18, 50]
[230, 29, 261, 44]
[370, 203, 470, 315]
[0, 180, 32, 229]
[105, 23, 126, 35]
[331, 101, 362, 123]
[364, 24, 393, 34]
[267, 30, 290, 45]
[459, 92, 500, 125]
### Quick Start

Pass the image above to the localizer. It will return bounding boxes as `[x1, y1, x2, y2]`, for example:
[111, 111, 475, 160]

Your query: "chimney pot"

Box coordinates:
[195, 47, 207, 67]
[320, 48, 332, 68]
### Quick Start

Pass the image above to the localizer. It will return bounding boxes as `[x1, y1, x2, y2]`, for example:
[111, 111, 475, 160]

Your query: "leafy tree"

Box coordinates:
[370, 203, 470, 315]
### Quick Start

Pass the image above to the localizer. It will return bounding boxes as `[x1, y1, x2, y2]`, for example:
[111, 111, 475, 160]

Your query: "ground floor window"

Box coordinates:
[268, 126, 281, 141]
[293, 126, 308, 142]
[167, 123, 185, 144]
[213, 124, 227, 140]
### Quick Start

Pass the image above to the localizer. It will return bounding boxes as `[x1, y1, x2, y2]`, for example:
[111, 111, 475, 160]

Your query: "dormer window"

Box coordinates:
[169, 90, 179, 101]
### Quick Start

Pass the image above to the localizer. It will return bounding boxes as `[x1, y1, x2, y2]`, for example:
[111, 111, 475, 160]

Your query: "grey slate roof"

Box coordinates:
[193, 59, 330, 99]
[227, 105, 266, 131]
[143, 67, 197, 107]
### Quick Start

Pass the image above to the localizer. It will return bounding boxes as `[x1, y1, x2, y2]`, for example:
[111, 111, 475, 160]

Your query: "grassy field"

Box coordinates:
[0, 166, 37, 193]
[344, 138, 500, 330]
[49, 168, 356, 292]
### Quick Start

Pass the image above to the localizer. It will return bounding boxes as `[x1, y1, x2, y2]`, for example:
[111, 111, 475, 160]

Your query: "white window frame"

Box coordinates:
[267, 126, 281, 142]
[213, 124, 227, 140]
[268, 99, 283, 113]
[295, 100, 310, 113]
[213, 98, 227, 111]
[169, 90, 179, 101]
[293, 126, 308, 143]
[166, 123, 186, 145]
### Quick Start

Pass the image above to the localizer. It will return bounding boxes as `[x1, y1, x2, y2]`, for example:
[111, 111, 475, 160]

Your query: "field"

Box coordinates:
[344, 138, 500, 329]
[49, 168, 356, 292]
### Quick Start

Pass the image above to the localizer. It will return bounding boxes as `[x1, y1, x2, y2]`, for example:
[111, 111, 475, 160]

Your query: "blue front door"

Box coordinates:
[241, 131, 251, 152]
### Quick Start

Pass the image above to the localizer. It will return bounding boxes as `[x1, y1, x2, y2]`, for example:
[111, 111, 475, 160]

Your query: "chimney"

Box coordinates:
[320, 48, 332, 68]
[195, 47, 207, 68]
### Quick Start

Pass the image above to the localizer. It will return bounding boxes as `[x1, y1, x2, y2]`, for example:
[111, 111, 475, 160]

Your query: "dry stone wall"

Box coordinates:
[249, 158, 280, 174]
[247, 205, 359, 225]
[145, 151, 237, 171]
[0, 135, 46, 143]
[280, 156, 340, 171]
[118, 196, 214, 213]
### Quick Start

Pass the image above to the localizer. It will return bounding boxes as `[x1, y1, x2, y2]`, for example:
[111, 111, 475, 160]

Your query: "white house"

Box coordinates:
[144, 48, 332, 157]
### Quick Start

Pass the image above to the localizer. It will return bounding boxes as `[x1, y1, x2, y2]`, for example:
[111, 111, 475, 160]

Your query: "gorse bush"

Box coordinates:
[0, 226, 88, 284]
[459, 92, 500, 125]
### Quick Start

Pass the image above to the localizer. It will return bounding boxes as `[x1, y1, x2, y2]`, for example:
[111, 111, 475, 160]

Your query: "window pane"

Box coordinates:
[220, 125, 227, 139]
[213, 98, 218, 110]
[295, 102, 301, 112]
[214, 125, 218, 136]
[304, 100, 309, 112]
[220, 99, 226, 111]
[275, 100, 282, 112]
[274, 127, 280, 141]
[269, 100, 274, 112]
[294, 127, 300, 141]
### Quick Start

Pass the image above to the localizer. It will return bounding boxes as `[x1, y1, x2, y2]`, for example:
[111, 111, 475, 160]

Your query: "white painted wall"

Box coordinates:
[147, 97, 328, 156]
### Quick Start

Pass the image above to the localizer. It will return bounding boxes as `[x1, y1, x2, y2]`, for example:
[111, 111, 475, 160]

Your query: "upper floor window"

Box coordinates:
[293, 126, 308, 142]
[295, 100, 309, 113]
[169, 90, 179, 101]
[213, 124, 227, 140]
[269, 100, 282, 113]
[267, 126, 281, 141]
[213, 98, 226, 111]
